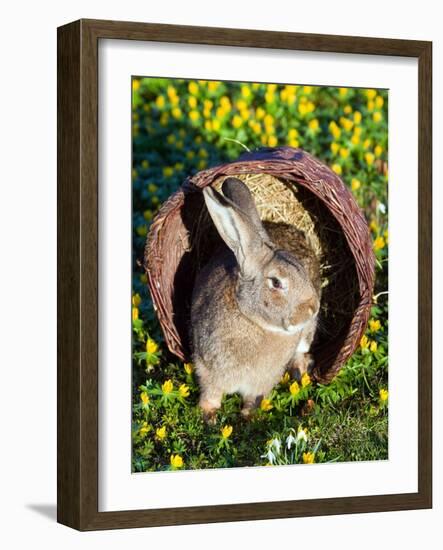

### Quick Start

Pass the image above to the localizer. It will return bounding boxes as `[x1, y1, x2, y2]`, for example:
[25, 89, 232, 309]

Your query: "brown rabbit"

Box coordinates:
[191, 177, 321, 421]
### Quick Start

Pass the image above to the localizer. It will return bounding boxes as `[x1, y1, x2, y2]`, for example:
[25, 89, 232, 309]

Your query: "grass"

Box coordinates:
[131, 78, 388, 472]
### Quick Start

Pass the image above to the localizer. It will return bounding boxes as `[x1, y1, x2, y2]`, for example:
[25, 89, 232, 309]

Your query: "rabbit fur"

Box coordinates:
[191, 177, 321, 420]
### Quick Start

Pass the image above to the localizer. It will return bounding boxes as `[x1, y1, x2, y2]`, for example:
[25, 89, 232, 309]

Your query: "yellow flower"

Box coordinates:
[188, 96, 197, 109]
[155, 95, 165, 109]
[280, 371, 290, 384]
[139, 273, 148, 284]
[156, 426, 167, 440]
[268, 135, 278, 147]
[220, 96, 231, 110]
[189, 110, 200, 122]
[212, 119, 221, 131]
[139, 421, 150, 436]
[265, 91, 275, 104]
[132, 293, 141, 307]
[330, 142, 339, 155]
[351, 134, 360, 146]
[373, 236, 386, 251]
[339, 87, 348, 97]
[366, 89, 377, 99]
[375, 95, 384, 109]
[303, 452, 315, 464]
[301, 373, 311, 388]
[363, 138, 372, 150]
[288, 128, 299, 140]
[303, 85, 313, 94]
[370, 341, 378, 352]
[367, 99, 375, 111]
[260, 398, 273, 411]
[369, 219, 378, 232]
[344, 105, 352, 114]
[148, 183, 158, 194]
[309, 118, 319, 131]
[353, 111, 362, 124]
[184, 362, 194, 374]
[236, 99, 248, 111]
[329, 121, 341, 139]
[373, 111, 382, 123]
[256, 107, 265, 120]
[170, 454, 184, 469]
[232, 114, 243, 128]
[163, 166, 174, 177]
[208, 81, 220, 92]
[267, 83, 277, 93]
[351, 178, 361, 191]
[365, 152, 375, 165]
[162, 379, 173, 394]
[140, 391, 149, 406]
[264, 114, 274, 128]
[339, 147, 349, 159]
[132, 79, 140, 91]
[332, 163, 342, 175]
[221, 425, 233, 439]
[146, 338, 158, 354]
[172, 107, 182, 119]
[205, 121, 212, 131]
[141, 159, 150, 169]
[379, 388, 389, 402]
[132, 307, 139, 321]
[360, 335, 370, 350]
[179, 384, 190, 398]
[369, 319, 381, 333]
[241, 85, 251, 99]
[374, 144, 383, 157]
[290, 381, 300, 395]
[188, 81, 199, 95]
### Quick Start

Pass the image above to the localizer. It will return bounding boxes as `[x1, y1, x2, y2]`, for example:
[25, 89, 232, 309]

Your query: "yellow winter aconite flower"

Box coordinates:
[268, 135, 278, 147]
[132, 307, 139, 321]
[367, 99, 375, 111]
[309, 118, 319, 131]
[351, 178, 361, 191]
[139, 421, 150, 436]
[360, 335, 370, 350]
[301, 373, 311, 388]
[241, 85, 251, 99]
[365, 152, 375, 165]
[156, 426, 167, 440]
[330, 142, 340, 155]
[366, 89, 377, 99]
[221, 425, 233, 439]
[280, 371, 290, 384]
[170, 454, 184, 468]
[340, 116, 354, 132]
[339, 87, 348, 97]
[373, 111, 383, 123]
[290, 381, 300, 395]
[303, 452, 315, 464]
[132, 79, 140, 91]
[339, 147, 349, 159]
[136, 225, 147, 237]
[212, 119, 221, 131]
[353, 111, 362, 124]
[329, 121, 341, 139]
[140, 391, 149, 406]
[256, 107, 265, 120]
[132, 293, 141, 307]
[184, 362, 194, 374]
[162, 379, 173, 394]
[163, 166, 174, 177]
[188, 81, 199, 95]
[155, 95, 165, 109]
[189, 110, 200, 122]
[172, 107, 182, 119]
[373, 236, 386, 251]
[179, 384, 190, 398]
[369, 319, 381, 333]
[208, 81, 220, 92]
[332, 163, 342, 175]
[375, 95, 384, 109]
[148, 183, 158, 194]
[188, 96, 197, 109]
[146, 339, 158, 354]
[379, 388, 389, 402]
[232, 114, 243, 128]
[374, 144, 383, 157]
[370, 341, 378, 353]
[260, 398, 273, 411]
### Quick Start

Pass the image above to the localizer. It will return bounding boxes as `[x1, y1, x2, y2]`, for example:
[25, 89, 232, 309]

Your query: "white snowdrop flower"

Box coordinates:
[271, 438, 282, 453]
[296, 429, 308, 443]
[377, 202, 386, 214]
[286, 433, 297, 450]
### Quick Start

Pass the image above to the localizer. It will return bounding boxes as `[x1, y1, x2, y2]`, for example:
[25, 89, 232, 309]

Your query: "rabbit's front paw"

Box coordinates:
[199, 395, 222, 425]
[288, 352, 315, 381]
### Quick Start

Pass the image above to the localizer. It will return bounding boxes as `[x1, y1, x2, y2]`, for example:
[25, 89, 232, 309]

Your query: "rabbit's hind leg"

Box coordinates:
[241, 394, 262, 419]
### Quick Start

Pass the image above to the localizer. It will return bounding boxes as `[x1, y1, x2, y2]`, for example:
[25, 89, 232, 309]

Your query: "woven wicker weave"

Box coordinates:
[144, 147, 375, 383]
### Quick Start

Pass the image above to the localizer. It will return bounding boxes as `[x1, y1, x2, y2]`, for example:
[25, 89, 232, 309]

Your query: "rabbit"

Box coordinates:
[191, 177, 321, 421]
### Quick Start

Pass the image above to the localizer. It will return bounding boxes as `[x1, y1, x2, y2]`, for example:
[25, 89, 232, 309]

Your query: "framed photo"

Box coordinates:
[57, 19, 432, 530]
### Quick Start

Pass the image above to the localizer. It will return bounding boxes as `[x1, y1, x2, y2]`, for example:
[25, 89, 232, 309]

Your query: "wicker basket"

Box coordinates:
[145, 147, 375, 383]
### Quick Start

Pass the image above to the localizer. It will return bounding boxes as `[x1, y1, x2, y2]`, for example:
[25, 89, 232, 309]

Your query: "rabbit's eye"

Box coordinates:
[268, 277, 283, 290]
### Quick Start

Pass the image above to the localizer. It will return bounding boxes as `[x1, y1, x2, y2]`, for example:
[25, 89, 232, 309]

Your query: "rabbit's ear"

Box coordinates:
[221, 178, 264, 228]
[203, 186, 272, 278]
